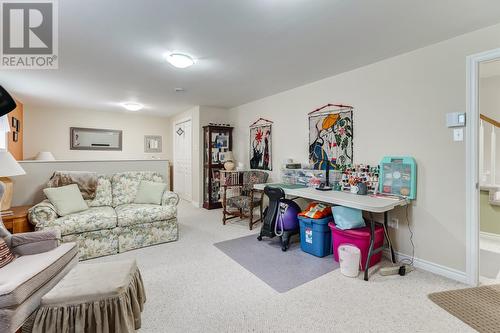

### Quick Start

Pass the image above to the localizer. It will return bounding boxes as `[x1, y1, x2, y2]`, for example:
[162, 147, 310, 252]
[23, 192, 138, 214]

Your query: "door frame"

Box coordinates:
[466, 47, 500, 286]
[172, 116, 193, 202]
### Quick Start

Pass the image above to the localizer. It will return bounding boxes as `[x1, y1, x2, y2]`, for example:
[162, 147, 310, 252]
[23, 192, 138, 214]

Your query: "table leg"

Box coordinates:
[364, 215, 376, 281]
[383, 211, 396, 264]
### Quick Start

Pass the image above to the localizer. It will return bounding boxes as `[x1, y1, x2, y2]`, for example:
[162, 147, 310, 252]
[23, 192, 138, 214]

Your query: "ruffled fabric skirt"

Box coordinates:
[25, 266, 146, 333]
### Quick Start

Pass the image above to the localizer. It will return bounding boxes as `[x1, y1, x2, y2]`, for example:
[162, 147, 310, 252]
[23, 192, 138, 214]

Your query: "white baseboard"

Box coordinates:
[383, 249, 468, 284]
[191, 201, 201, 208]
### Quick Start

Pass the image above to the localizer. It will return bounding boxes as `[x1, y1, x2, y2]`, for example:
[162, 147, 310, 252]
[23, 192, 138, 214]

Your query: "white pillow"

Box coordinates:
[43, 184, 89, 216]
[134, 181, 167, 205]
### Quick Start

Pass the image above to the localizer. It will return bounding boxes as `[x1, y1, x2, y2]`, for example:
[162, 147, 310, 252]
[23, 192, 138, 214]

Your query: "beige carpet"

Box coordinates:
[91, 200, 477, 332]
[429, 284, 500, 333]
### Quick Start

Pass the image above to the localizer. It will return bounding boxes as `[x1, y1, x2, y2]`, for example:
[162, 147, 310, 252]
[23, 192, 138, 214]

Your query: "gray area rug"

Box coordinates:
[214, 234, 339, 293]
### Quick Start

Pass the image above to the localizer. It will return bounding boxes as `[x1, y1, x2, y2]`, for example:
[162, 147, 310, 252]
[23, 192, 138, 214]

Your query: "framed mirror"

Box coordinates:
[70, 127, 122, 151]
[144, 135, 162, 153]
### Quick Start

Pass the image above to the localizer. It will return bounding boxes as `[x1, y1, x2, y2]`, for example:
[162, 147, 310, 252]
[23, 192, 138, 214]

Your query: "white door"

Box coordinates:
[173, 119, 193, 201]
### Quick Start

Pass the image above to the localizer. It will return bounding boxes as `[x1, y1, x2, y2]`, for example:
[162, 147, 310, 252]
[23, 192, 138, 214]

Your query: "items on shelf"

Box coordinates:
[203, 125, 233, 209]
[281, 168, 342, 188]
[208, 123, 231, 127]
[340, 164, 379, 195]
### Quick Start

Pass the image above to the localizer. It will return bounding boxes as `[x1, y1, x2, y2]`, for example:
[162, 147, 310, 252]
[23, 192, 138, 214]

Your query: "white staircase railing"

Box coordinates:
[480, 114, 500, 206]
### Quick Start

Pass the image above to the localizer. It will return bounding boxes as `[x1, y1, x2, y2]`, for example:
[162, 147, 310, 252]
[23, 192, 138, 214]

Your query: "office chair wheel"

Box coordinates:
[257, 235, 262, 241]
[281, 245, 287, 252]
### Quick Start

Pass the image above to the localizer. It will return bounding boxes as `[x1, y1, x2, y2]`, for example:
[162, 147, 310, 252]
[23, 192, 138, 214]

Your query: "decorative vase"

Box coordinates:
[224, 161, 235, 171]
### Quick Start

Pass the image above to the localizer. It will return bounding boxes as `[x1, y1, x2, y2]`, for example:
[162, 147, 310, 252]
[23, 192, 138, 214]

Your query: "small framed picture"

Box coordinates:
[215, 134, 229, 149]
[144, 135, 162, 153]
[13, 131, 18, 142]
[212, 151, 219, 163]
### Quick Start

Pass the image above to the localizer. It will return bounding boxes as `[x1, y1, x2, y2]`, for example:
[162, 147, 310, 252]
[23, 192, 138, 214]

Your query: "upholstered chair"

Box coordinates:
[221, 171, 269, 230]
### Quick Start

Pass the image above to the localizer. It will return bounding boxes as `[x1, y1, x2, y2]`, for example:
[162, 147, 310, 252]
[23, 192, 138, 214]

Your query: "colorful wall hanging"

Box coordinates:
[249, 118, 273, 171]
[308, 104, 353, 170]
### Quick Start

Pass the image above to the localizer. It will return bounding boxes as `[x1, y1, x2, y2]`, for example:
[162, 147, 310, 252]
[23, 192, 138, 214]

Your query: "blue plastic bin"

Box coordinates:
[298, 216, 333, 257]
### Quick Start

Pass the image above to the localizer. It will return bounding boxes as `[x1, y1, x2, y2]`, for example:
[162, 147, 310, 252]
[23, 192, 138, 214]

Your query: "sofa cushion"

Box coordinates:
[49, 206, 117, 236]
[43, 184, 89, 217]
[111, 172, 165, 207]
[115, 204, 176, 227]
[0, 242, 78, 308]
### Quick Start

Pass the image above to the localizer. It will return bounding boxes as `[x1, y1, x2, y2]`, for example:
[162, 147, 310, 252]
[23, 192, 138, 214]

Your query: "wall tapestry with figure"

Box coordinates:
[249, 118, 273, 171]
[309, 104, 353, 170]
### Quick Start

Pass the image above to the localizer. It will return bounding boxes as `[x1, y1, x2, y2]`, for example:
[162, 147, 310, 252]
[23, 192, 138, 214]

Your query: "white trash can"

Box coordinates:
[338, 244, 361, 278]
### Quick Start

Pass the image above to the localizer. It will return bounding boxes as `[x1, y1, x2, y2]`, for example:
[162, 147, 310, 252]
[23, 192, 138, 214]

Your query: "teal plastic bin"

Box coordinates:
[298, 216, 333, 257]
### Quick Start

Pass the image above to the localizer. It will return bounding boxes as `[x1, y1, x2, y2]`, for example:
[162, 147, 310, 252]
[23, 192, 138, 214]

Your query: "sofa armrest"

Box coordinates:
[10, 230, 60, 256]
[28, 200, 59, 228]
[162, 191, 180, 207]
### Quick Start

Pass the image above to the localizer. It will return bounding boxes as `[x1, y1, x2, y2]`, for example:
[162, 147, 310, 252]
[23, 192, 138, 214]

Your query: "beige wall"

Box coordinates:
[480, 190, 500, 235]
[479, 75, 500, 184]
[229, 23, 500, 272]
[23, 107, 172, 161]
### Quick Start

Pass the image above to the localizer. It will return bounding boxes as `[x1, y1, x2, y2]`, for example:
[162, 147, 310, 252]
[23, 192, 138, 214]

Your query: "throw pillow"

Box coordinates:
[89, 176, 113, 207]
[43, 184, 89, 217]
[0, 238, 14, 268]
[0, 220, 12, 248]
[134, 181, 167, 205]
[332, 206, 365, 230]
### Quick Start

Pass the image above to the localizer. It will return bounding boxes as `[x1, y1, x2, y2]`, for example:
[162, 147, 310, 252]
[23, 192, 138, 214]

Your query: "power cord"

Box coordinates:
[380, 203, 415, 277]
[398, 204, 415, 267]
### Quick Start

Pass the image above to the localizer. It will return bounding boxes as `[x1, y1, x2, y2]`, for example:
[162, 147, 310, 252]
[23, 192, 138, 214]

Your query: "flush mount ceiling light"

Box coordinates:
[121, 102, 144, 111]
[164, 52, 196, 69]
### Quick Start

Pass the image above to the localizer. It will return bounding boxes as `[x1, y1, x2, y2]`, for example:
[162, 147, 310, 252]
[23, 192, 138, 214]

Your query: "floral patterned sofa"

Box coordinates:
[28, 171, 179, 260]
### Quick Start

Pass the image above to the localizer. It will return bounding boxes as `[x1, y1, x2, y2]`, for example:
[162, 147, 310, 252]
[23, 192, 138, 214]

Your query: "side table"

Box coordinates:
[1, 205, 33, 234]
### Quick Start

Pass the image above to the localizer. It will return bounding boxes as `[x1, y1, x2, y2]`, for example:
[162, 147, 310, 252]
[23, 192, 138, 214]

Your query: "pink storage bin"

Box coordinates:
[328, 222, 384, 271]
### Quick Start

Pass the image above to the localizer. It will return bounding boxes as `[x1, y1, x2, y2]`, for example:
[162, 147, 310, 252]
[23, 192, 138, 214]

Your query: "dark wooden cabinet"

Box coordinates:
[203, 125, 233, 209]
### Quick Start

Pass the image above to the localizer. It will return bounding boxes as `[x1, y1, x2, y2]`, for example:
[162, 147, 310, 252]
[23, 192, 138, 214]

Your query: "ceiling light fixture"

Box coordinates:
[164, 52, 196, 69]
[121, 102, 144, 111]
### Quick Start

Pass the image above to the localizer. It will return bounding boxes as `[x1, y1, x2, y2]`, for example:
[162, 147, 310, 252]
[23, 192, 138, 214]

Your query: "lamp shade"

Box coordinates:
[0, 151, 25, 177]
[224, 151, 234, 162]
[35, 151, 55, 161]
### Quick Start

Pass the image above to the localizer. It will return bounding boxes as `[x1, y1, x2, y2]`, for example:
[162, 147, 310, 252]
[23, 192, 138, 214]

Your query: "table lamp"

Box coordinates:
[34, 151, 55, 161]
[0, 151, 26, 211]
[223, 151, 235, 171]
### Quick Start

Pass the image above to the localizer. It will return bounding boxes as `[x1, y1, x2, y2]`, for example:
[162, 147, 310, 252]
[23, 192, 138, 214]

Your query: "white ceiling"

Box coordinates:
[3, 0, 500, 116]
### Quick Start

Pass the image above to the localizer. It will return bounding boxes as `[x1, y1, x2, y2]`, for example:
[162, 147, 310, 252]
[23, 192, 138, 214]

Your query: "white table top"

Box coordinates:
[253, 183, 408, 213]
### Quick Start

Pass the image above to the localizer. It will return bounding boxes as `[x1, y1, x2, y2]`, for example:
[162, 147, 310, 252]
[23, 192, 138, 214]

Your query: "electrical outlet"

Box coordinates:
[388, 218, 399, 229]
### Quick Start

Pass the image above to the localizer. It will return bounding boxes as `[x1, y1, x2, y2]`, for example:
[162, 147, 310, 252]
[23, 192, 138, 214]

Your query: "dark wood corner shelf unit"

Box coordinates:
[203, 125, 233, 210]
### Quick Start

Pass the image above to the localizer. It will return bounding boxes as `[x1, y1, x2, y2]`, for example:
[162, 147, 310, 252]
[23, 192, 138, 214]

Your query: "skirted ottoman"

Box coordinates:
[24, 260, 146, 333]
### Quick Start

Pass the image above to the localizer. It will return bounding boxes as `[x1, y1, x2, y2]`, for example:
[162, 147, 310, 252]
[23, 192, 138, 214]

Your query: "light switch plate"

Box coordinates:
[453, 128, 464, 141]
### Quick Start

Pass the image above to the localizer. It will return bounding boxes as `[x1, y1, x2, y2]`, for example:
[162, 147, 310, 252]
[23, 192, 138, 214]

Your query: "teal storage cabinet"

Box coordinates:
[379, 156, 417, 200]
